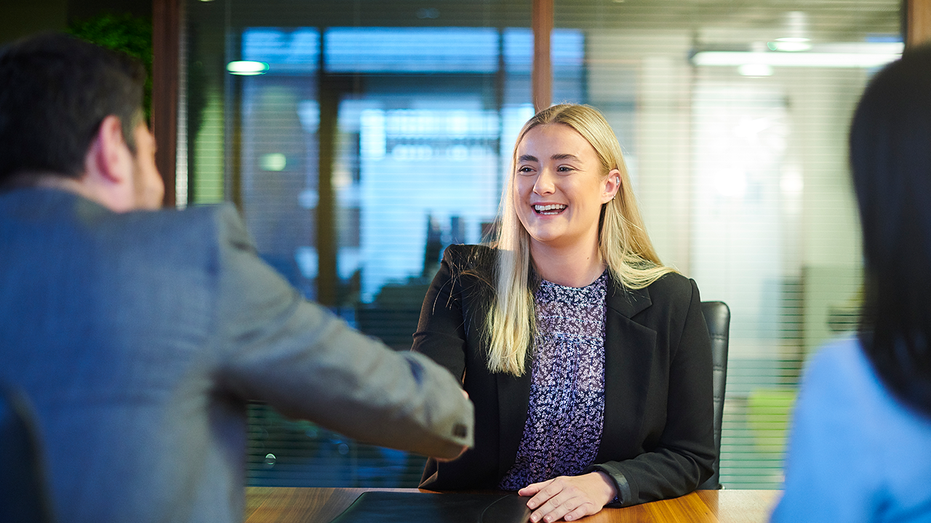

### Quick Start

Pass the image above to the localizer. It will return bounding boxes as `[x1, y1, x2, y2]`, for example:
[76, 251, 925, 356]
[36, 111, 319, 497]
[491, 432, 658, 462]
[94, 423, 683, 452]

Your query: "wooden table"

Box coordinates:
[245, 487, 780, 523]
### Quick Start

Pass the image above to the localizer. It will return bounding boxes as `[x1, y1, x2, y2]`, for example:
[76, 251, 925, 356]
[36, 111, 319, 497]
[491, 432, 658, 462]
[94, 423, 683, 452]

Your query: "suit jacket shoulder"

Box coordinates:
[607, 270, 692, 310]
[441, 244, 496, 279]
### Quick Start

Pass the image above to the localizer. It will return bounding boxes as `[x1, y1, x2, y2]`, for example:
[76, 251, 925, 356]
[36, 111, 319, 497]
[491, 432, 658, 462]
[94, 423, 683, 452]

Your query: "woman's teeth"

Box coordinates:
[534, 204, 567, 215]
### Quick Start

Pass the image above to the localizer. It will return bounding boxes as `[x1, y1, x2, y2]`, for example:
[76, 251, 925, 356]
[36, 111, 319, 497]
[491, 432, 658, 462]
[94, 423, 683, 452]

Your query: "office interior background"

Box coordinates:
[1, 0, 917, 490]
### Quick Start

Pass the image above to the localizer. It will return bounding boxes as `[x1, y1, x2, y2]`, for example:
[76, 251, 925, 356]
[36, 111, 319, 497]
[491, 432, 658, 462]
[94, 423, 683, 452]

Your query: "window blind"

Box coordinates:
[184, 0, 900, 489]
[553, 0, 898, 489]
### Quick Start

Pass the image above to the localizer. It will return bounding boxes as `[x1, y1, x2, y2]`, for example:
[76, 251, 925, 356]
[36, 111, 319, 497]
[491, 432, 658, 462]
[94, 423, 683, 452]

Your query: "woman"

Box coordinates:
[412, 104, 715, 522]
[773, 47, 931, 521]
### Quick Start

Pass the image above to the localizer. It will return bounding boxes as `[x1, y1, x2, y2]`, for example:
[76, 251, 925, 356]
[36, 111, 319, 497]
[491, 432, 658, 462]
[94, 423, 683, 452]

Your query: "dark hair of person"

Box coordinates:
[0, 32, 146, 184]
[851, 44, 931, 417]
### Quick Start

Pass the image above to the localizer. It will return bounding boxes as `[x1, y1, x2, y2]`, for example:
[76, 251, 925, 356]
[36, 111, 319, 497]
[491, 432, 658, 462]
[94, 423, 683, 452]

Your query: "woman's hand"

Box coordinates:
[518, 471, 617, 522]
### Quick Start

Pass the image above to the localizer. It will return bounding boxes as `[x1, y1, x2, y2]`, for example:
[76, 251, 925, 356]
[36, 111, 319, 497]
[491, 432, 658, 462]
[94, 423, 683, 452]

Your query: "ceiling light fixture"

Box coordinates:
[227, 61, 269, 75]
[692, 42, 902, 69]
[738, 63, 773, 77]
[773, 11, 812, 52]
[768, 38, 811, 52]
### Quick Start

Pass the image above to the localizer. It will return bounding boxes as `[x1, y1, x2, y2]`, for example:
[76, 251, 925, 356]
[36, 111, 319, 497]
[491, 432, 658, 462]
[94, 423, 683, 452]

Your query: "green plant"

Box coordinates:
[68, 13, 153, 121]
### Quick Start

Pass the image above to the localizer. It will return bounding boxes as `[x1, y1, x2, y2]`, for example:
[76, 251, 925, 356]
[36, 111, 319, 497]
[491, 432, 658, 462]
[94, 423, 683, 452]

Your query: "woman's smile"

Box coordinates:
[532, 203, 568, 215]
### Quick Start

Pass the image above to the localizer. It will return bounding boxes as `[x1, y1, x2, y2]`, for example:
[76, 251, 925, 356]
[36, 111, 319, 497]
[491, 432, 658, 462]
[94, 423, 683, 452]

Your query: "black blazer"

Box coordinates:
[412, 245, 715, 506]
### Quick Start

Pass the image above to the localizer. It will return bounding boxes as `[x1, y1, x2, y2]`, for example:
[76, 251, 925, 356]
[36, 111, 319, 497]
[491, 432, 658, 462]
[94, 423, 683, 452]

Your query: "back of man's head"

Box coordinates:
[0, 33, 146, 185]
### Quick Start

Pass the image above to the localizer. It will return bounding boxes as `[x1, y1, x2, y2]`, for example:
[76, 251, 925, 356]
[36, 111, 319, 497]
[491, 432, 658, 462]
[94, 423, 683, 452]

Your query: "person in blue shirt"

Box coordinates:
[773, 45, 931, 522]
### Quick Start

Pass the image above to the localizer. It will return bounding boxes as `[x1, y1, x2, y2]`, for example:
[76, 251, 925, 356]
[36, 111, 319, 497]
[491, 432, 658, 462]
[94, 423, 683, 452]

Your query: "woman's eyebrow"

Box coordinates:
[551, 153, 581, 161]
[518, 153, 581, 162]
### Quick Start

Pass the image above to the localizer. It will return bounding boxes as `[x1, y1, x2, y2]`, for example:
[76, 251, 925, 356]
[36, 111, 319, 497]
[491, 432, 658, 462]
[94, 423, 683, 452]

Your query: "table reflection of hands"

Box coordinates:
[519, 471, 616, 522]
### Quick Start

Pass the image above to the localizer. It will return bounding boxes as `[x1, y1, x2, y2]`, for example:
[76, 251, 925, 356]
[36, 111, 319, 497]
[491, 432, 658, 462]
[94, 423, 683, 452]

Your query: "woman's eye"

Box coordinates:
[517, 166, 535, 174]
[557, 165, 574, 173]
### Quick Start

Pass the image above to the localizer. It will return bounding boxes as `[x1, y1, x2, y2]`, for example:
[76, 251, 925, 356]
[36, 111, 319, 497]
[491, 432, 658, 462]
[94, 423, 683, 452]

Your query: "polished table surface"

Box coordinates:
[244, 487, 780, 523]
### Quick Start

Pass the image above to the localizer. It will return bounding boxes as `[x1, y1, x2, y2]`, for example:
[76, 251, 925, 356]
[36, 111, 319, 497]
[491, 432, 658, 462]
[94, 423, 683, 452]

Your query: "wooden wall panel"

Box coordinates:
[152, 0, 180, 208]
[532, 0, 553, 112]
[908, 0, 931, 47]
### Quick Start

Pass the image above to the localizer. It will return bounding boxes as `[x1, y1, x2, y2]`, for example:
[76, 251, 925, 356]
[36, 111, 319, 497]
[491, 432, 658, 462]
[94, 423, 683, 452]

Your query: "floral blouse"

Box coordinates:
[498, 271, 608, 490]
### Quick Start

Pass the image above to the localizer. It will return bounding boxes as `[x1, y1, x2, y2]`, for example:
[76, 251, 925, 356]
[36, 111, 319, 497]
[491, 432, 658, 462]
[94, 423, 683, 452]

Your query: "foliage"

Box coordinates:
[68, 13, 153, 121]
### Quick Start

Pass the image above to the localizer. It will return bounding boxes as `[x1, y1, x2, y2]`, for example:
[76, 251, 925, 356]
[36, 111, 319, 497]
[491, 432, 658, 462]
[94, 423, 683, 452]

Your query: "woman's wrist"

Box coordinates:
[591, 471, 619, 505]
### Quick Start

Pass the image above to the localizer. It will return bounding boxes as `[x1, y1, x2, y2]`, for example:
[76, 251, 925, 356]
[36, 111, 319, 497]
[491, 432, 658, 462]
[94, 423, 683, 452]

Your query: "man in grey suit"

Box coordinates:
[0, 33, 472, 522]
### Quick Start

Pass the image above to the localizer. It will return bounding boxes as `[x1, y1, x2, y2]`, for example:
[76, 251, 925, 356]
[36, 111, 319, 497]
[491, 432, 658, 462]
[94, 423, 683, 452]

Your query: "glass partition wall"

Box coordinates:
[184, 0, 900, 489]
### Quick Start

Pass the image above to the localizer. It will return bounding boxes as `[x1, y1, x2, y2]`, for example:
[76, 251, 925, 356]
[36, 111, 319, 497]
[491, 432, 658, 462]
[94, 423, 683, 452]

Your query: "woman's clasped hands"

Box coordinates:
[519, 471, 617, 522]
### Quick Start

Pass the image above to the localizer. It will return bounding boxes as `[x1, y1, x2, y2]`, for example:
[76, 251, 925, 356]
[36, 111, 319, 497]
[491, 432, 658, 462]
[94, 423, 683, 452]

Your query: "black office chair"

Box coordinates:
[697, 301, 730, 490]
[0, 384, 56, 523]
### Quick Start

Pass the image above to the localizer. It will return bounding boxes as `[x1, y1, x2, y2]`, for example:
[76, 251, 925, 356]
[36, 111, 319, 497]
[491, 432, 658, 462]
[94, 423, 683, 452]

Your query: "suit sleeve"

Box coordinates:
[587, 278, 716, 506]
[209, 206, 473, 459]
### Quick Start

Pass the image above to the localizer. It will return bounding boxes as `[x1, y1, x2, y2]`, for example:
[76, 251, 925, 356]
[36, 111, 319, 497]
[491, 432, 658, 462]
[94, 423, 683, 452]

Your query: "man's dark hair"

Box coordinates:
[0, 32, 146, 184]
[851, 44, 931, 417]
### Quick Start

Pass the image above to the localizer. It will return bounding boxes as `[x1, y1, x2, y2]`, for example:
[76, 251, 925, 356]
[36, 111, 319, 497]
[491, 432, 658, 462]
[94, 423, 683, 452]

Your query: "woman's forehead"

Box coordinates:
[517, 123, 593, 156]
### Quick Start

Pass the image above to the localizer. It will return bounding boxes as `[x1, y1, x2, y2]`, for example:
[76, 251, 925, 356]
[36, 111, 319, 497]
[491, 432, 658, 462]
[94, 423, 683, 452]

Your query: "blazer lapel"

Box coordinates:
[466, 269, 532, 481]
[596, 280, 656, 463]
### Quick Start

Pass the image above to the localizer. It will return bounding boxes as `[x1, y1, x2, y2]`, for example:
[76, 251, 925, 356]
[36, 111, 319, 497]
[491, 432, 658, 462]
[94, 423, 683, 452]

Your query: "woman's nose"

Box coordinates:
[533, 168, 556, 195]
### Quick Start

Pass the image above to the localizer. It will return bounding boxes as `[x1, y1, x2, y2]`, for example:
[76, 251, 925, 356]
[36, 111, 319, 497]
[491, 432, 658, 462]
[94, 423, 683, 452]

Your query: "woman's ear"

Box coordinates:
[602, 169, 622, 203]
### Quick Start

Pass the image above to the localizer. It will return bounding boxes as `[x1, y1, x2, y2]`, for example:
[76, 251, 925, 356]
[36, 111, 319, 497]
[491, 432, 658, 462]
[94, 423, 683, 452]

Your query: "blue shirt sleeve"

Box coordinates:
[771, 337, 883, 523]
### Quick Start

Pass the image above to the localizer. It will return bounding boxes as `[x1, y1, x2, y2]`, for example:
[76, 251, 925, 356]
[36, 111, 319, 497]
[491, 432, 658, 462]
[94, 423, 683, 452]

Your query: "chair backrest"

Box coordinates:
[0, 385, 56, 523]
[697, 301, 730, 490]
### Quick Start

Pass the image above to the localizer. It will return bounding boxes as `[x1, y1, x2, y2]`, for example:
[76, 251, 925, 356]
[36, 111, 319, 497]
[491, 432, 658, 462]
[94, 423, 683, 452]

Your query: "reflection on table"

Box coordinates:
[244, 487, 780, 523]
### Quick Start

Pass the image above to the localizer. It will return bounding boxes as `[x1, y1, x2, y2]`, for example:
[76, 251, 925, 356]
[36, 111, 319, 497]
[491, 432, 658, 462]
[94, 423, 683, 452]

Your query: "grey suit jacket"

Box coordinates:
[0, 188, 473, 522]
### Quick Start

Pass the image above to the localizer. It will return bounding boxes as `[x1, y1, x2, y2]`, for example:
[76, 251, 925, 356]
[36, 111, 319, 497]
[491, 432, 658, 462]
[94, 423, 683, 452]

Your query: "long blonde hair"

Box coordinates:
[485, 104, 674, 376]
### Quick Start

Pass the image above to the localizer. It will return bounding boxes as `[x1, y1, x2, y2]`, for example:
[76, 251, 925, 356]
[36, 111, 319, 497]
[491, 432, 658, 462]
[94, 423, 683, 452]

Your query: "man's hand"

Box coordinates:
[436, 389, 470, 462]
[518, 471, 616, 522]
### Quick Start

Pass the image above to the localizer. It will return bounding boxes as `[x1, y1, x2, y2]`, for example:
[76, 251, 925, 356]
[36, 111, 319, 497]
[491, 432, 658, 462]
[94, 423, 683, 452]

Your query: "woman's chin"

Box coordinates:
[527, 232, 570, 248]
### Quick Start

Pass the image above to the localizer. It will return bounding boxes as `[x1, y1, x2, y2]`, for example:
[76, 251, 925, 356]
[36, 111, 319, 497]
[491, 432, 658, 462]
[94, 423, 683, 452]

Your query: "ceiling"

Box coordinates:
[216, 0, 900, 43]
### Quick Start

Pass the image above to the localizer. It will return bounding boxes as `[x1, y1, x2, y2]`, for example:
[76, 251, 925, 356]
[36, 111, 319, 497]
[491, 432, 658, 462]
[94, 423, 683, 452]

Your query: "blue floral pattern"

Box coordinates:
[498, 271, 607, 490]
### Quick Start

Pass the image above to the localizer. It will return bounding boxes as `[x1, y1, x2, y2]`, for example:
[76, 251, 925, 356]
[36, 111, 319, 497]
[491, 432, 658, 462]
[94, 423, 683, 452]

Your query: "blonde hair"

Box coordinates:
[485, 104, 674, 376]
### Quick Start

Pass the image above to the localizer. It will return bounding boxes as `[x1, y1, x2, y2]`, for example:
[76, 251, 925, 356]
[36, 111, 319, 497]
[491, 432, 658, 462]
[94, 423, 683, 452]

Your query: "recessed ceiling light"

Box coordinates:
[769, 38, 812, 52]
[226, 61, 269, 75]
[739, 63, 773, 76]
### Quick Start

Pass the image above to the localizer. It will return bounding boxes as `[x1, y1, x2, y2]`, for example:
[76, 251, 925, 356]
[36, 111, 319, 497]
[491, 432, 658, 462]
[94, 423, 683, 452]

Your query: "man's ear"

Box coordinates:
[79, 115, 137, 212]
[86, 115, 132, 185]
